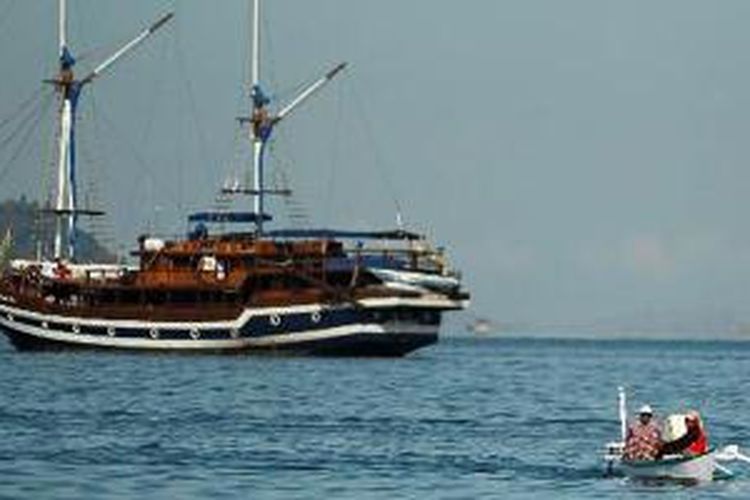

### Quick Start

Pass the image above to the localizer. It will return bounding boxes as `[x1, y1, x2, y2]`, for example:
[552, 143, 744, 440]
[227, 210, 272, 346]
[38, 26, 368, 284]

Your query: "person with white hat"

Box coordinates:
[623, 404, 663, 461]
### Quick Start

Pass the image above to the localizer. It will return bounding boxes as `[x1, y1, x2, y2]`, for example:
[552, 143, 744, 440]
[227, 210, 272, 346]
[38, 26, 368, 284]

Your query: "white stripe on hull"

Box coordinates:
[0, 316, 438, 350]
[0, 296, 461, 331]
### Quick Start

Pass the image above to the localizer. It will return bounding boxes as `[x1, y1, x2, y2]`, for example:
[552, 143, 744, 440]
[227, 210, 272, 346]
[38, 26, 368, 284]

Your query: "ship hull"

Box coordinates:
[0, 328, 436, 357]
[0, 297, 455, 356]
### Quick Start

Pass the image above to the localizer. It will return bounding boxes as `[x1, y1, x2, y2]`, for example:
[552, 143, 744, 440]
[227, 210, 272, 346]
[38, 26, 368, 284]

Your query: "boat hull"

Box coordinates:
[0, 297, 454, 356]
[619, 452, 716, 482]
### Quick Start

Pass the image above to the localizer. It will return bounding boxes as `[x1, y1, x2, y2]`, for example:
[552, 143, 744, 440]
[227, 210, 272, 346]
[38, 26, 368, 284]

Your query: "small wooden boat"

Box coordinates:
[619, 451, 716, 482]
[603, 387, 750, 482]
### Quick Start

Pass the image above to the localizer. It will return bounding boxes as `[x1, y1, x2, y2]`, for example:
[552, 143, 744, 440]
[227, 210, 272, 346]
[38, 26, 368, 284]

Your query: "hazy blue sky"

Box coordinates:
[2, 0, 750, 329]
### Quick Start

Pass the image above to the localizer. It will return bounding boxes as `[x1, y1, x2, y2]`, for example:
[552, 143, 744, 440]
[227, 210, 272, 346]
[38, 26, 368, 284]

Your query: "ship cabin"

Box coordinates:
[1, 222, 457, 320]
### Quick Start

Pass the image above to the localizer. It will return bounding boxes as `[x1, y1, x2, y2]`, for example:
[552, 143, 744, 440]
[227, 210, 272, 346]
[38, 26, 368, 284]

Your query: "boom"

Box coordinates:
[80, 12, 174, 86]
[274, 62, 347, 124]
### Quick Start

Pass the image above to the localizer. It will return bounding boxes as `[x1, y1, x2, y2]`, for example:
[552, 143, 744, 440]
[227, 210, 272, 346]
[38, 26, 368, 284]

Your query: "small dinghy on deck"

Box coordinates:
[603, 387, 750, 482]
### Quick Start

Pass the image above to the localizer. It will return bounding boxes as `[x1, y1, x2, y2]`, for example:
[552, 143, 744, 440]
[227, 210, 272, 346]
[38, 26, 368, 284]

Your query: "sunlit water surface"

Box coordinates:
[1, 335, 750, 499]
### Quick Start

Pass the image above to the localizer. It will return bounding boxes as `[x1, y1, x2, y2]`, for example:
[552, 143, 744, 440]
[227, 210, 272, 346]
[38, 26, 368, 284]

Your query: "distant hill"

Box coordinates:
[0, 197, 115, 263]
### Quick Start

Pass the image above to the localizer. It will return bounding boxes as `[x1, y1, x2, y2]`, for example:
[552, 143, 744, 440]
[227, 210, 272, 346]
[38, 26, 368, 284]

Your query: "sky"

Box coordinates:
[2, 0, 750, 331]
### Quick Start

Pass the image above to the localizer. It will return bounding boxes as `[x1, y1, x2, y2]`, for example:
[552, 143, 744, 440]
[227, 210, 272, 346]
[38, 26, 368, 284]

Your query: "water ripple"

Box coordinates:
[2, 336, 750, 498]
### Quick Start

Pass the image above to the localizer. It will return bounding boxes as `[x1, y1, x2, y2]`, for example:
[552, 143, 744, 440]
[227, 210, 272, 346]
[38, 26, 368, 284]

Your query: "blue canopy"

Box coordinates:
[264, 228, 424, 241]
[188, 211, 272, 223]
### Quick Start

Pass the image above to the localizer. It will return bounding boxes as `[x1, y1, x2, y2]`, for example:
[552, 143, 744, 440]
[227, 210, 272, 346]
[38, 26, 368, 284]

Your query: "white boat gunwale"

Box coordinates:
[621, 449, 714, 469]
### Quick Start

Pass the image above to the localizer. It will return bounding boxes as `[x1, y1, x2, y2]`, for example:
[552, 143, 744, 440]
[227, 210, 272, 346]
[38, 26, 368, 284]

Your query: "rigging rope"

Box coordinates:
[0, 90, 53, 185]
[173, 14, 211, 214]
[79, 90, 118, 261]
[35, 87, 57, 260]
[0, 0, 19, 47]
[348, 77, 405, 224]
[7, 92, 53, 165]
[322, 78, 344, 222]
[0, 87, 47, 137]
[92, 103, 170, 211]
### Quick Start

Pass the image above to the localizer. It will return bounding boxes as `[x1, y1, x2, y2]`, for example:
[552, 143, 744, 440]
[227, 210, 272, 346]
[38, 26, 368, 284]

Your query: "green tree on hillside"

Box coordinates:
[0, 197, 114, 263]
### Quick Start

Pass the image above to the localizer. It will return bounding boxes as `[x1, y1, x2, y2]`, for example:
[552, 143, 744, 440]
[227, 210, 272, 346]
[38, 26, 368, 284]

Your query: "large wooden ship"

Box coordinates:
[0, 0, 468, 356]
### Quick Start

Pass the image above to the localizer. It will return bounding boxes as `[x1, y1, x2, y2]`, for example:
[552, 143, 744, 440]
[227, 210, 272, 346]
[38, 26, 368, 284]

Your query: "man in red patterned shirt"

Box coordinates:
[623, 404, 662, 461]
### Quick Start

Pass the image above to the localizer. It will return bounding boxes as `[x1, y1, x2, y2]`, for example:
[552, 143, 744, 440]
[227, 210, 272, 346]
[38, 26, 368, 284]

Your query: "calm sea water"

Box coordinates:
[1, 334, 750, 499]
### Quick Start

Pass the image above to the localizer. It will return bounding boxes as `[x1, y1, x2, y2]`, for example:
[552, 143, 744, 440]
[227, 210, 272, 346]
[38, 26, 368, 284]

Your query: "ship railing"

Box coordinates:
[9, 259, 135, 283]
[341, 242, 453, 276]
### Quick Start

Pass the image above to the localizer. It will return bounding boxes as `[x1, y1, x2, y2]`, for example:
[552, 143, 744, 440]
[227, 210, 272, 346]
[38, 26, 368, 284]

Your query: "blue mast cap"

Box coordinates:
[60, 46, 76, 70]
[251, 84, 270, 108]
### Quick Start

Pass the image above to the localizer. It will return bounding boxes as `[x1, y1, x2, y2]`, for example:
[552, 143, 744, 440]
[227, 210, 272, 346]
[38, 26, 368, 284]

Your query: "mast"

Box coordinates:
[53, 0, 71, 260]
[58, 0, 66, 52]
[251, 0, 260, 103]
[48, 3, 173, 261]
[250, 0, 265, 234]
[235, 0, 346, 236]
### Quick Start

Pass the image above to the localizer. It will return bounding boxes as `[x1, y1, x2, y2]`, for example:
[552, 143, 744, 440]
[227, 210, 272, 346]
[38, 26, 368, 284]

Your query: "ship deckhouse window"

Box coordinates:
[199, 256, 217, 272]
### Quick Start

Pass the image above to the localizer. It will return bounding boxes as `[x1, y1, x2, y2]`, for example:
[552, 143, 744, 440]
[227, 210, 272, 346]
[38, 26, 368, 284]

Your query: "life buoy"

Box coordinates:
[230, 328, 240, 339]
[72, 324, 80, 334]
[149, 328, 159, 339]
[311, 311, 322, 323]
[269, 314, 281, 326]
[190, 328, 201, 340]
[107, 326, 116, 337]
